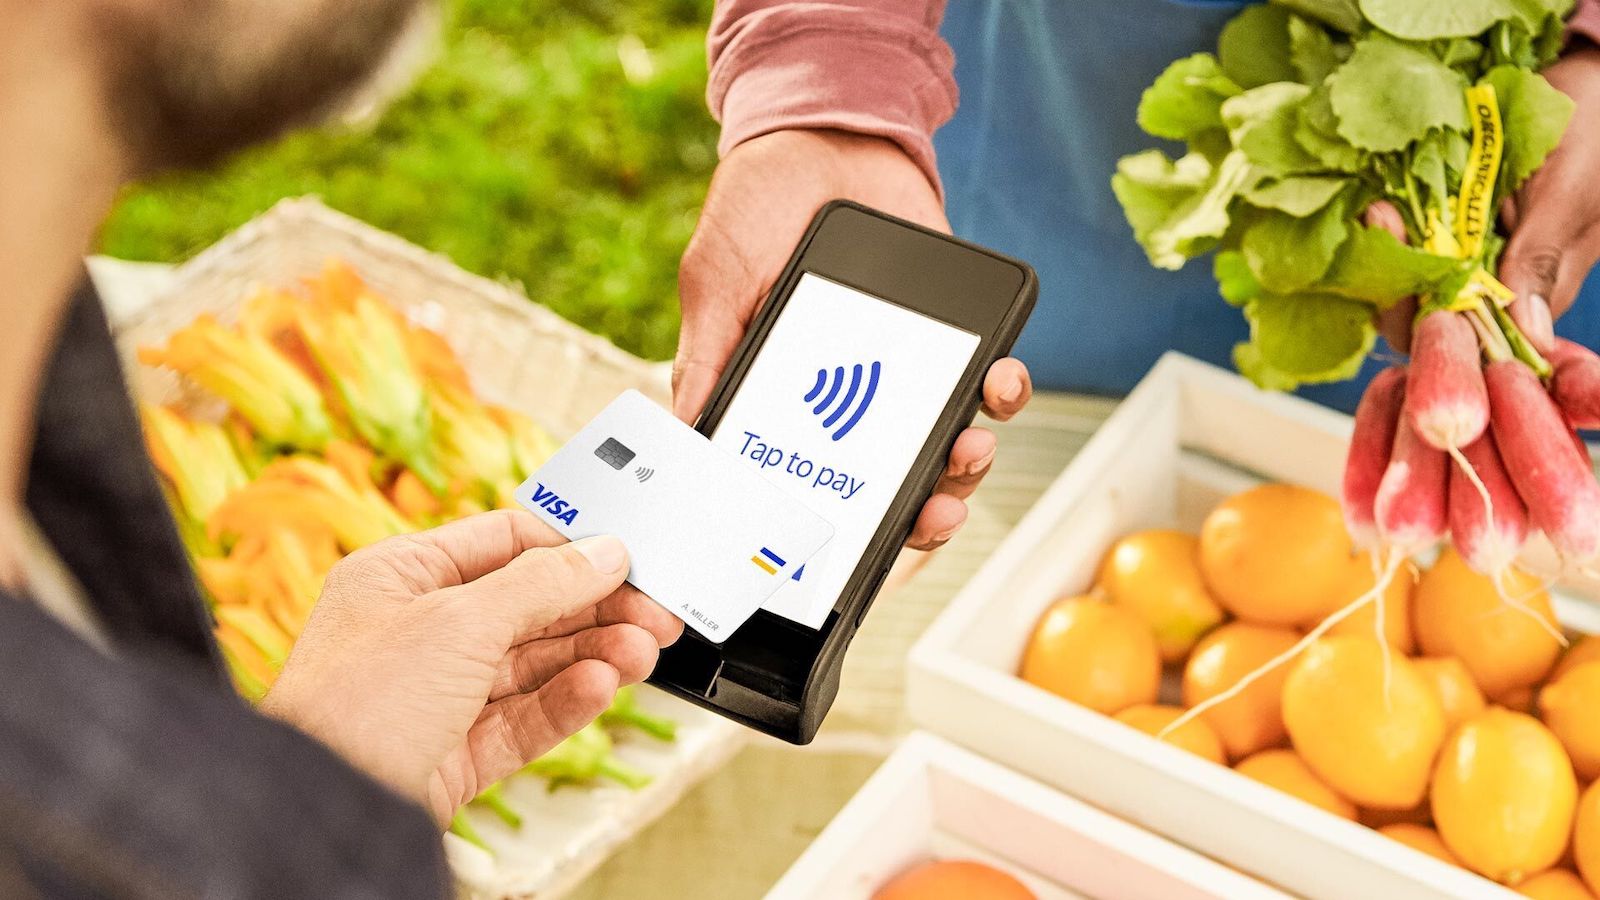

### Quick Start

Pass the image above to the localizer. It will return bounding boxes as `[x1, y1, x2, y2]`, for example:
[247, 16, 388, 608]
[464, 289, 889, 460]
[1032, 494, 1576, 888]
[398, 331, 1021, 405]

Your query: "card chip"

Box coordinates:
[594, 437, 636, 470]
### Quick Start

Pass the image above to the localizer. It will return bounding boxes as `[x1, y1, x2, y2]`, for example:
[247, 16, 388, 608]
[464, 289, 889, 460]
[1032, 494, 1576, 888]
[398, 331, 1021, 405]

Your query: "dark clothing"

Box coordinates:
[1, 281, 450, 898]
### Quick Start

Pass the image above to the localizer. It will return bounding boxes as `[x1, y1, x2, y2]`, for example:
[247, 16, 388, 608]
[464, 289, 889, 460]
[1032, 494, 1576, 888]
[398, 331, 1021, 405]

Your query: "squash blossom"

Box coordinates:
[430, 382, 520, 503]
[491, 406, 561, 480]
[295, 294, 449, 496]
[139, 315, 332, 451]
[522, 722, 650, 790]
[141, 404, 250, 528]
[209, 456, 412, 552]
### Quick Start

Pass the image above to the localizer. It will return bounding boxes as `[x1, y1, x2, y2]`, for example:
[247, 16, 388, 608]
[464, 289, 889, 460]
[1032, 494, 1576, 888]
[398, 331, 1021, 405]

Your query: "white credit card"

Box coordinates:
[514, 390, 835, 643]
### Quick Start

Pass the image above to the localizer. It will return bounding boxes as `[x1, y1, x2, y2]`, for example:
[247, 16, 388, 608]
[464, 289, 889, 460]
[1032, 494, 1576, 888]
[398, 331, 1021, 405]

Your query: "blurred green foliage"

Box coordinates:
[99, 0, 719, 361]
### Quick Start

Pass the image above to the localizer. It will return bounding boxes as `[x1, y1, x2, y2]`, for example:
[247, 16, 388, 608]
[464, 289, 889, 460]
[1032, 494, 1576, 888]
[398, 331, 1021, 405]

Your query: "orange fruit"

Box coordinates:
[1181, 622, 1300, 760]
[1019, 595, 1160, 715]
[874, 860, 1035, 900]
[1113, 704, 1226, 764]
[1359, 802, 1432, 829]
[1433, 708, 1578, 885]
[1414, 547, 1561, 697]
[1546, 663, 1600, 783]
[1321, 554, 1416, 654]
[1198, 484, 1353, 626]
[1378, 823, 1460, 866]
[1518, 869, 1596, 900]
[1498, 684, 1541, 715]
[1412, 657, 1487, 731]
[1575, 782, 1600, 896]
[1555, 636, 1600, 683]
[1281, 636, 1446, 809]
[1234, 749, 1356, 819]
[1095, 529, 1225, 662]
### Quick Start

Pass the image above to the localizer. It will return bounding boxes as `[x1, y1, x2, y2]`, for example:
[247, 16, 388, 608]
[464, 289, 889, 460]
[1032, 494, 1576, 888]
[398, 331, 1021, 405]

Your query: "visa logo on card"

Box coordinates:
[514, 390, 834, 643]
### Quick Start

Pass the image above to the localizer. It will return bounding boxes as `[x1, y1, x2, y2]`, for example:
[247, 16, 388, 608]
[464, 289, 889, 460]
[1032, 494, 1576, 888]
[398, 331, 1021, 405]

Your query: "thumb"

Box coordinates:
[671, 307, 746, 425]
[672, 237, 756, 424]
[1499, 225, 1563, 354]
[443, 535, 631, 643]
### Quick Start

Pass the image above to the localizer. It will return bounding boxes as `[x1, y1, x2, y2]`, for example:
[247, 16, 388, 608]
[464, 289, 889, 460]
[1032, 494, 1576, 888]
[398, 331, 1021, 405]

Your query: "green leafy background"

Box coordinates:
[99, 0, 718, 363]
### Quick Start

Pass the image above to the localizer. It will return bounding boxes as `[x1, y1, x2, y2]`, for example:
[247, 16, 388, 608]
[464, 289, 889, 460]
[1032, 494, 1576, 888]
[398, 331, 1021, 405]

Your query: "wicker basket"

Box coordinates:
[110, 197, 743, 899]
[115, 197, 670, 433]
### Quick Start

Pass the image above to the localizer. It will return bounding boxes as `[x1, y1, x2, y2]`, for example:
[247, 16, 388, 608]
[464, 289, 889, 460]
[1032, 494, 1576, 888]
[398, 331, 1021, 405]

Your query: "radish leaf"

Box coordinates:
[1359, 0, 1517, 40]
[1138, 54, 1242, 142]
[1215, 251, 1262, 306]
[1114, 151, 1255, 270]
[1225, 84, 1323, 174]
[1238, 291, 1376, 388]
[1329, 35, 1468, 151]
[1243, 200, 1350, 292]
[1271, 0, 1364, 33]
[1319, 225, 1466, 305]
[1289, 16, 1346, 83]
[1220, 5, 1299, 88]
[1480, 65, 1574, 191]
[1295, 84, 1364, 171]
[1245, 176, 1350, 216]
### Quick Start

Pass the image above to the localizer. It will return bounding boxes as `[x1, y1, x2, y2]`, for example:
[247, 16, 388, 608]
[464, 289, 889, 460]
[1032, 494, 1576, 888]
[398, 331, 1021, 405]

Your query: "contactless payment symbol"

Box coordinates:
[751, 547, 785, 575]
[804, 361, 881, 441]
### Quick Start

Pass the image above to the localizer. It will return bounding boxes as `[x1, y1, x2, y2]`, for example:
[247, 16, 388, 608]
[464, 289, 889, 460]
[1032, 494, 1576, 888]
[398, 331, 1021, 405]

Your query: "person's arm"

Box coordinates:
[681, 1, 1031, 551]
[707, 0, 954, 196]
[0, 596, 451, 899]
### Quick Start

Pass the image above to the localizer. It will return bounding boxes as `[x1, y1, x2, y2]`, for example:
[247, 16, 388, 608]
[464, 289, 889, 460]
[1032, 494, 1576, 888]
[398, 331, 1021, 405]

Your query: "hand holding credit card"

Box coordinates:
[513, 390, 834, 643]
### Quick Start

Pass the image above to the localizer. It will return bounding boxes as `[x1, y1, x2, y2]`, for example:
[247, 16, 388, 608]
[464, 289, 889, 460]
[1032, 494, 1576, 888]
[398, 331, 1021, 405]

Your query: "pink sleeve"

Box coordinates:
[1572, 0, 1600, 46]
[707, 0, 956, 197]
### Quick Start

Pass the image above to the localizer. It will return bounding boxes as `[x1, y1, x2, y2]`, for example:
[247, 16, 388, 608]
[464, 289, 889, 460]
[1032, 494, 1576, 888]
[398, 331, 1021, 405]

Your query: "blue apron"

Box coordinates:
[936, 0, 1600, 413]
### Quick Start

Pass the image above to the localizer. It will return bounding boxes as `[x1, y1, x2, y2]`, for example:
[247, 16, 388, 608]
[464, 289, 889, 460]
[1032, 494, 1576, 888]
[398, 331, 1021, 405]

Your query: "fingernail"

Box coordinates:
[1001, 382, 1023, 406]
[965, 446, 996, 476]
[1527, 294, 1555, 348]
[572, 535, 628, 574]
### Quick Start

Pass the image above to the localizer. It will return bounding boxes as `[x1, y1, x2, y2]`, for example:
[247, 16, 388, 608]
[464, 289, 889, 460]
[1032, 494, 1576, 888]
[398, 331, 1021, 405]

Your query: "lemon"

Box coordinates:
[1321, 554, 1416, 654]
[1019, 595, 1160, 715]
[1517, 869, 1596, 900]
[1096, 529, 1225, 662]
[1198, 484, 1353, 626]
[1545, 663, 1600, 783]
[1113, 704, 1226, 765]
[1359, 802, 1432, 829]
[874, 860, 1035, 900]
[1575, 781, 1600, 896]
[1281, 636, 1445, 809]
[1235, 749, 1356, 819]
[1555, 636, 1600, 683]
[1413, 657, 1487, 731]
[1378, 823, 1460, 866]
[1433, 708, 1578, 885]
[1414, 547, 1561, 697]
[1181, 622, 1300, 760]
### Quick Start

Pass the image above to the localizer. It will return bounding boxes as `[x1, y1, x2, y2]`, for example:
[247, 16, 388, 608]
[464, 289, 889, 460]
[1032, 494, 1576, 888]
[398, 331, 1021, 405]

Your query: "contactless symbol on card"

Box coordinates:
[804, 361, 882, 441]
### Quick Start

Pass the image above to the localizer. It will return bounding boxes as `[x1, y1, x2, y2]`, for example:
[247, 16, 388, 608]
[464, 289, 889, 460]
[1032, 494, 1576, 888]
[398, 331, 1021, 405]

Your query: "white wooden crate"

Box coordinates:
[907, 352, 1600, 900]
[109, 198, 747, 899]
[767, 731, 1289, 900]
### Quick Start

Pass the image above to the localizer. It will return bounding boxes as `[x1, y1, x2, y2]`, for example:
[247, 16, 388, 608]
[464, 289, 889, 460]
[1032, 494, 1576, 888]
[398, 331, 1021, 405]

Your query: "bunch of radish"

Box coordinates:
[1345, 314, 1600, 596]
